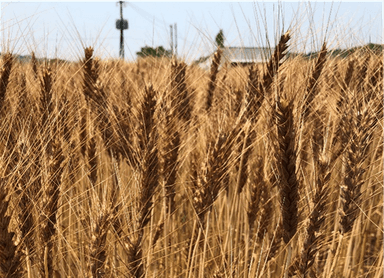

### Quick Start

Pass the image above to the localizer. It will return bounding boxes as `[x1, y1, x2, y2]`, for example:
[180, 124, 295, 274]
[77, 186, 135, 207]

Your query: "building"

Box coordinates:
[197, 46, 274, 70]
[222, 47, 273, 66]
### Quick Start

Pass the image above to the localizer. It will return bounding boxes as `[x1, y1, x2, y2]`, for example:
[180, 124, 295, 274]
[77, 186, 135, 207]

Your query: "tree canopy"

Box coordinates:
[136, 46, 171, 58]
[215, 30, 224, 48]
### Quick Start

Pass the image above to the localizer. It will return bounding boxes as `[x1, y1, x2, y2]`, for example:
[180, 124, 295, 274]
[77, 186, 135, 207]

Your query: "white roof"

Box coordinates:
[198, 47, 274, 70]
[222, 47, 274, 63]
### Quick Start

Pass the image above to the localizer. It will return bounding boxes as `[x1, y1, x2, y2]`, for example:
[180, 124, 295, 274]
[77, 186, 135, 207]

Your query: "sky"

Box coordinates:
[0, 1, 382, 62]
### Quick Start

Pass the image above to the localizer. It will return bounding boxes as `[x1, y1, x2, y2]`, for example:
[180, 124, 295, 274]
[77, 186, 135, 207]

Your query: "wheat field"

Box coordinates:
[0, 30, 382, 278]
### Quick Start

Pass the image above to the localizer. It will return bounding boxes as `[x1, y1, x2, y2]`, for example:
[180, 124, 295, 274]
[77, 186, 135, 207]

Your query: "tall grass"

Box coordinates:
[0, 25, 382, 278]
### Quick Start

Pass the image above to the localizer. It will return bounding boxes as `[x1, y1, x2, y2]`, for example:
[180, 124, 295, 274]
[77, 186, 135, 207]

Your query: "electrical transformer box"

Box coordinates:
[116, 19, 128, 30]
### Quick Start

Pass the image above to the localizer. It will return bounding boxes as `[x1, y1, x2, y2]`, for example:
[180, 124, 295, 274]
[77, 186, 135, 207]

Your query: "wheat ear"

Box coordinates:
[81, 47, 116, 156]
[192, 127, 236, 228]
[206, 48, 223, 111]
[35, 63, 65, 278]
[88, 208, 111, 278]
[0, 53, 13, 112]
[303, 42, 327, 119]
[159, 101, 180, 215]
[273, 98, 299, 244]
[245, 64, 264, 123]
[171, 59, 192, 122]
[30, 51, 39, 79]
[0, 182, 23, 278]
[127, 84, 159, 278]
[260, 31, 290, 98]
[339, 98, 378, 235]
[291, 115, 331, 277]
[39, 140, 64, 278]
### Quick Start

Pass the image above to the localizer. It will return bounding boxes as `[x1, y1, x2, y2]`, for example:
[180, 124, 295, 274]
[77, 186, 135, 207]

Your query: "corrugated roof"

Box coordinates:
[197, 46, 274, 70]
[222, 47, 274, 63]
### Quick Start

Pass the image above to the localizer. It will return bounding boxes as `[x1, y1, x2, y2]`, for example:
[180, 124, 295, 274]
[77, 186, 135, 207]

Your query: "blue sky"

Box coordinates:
[1, 1, 382, 62]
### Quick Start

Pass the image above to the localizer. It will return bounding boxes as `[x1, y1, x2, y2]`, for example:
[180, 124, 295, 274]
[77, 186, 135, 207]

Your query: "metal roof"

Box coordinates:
[197, 46, 274, 70]
[222, 47, 274, 63]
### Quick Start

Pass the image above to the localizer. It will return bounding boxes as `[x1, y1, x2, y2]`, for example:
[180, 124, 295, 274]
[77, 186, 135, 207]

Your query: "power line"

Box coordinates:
[126, 2, 165, 30]
[126, 2, 196, 48]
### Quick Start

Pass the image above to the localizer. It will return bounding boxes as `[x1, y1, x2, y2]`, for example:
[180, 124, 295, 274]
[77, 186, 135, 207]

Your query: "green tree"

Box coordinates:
[136, 46, 171, 58]
[215, 29, 224, 48]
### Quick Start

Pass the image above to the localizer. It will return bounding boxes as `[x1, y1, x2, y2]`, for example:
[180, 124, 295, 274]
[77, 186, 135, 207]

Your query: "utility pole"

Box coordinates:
[170, 24, 173, 56]
[170, 23, 177, 58]
[174, 23, 177, 57]
[116, 1, 128, 59]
